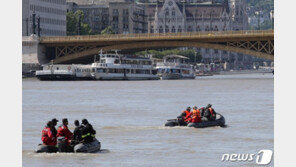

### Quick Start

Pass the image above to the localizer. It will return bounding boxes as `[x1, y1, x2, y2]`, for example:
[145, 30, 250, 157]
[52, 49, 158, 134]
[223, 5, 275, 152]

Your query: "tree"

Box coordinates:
[100, 26, 114, 35]
[67, 10, 92, 35]
[135, 49, 202, 63]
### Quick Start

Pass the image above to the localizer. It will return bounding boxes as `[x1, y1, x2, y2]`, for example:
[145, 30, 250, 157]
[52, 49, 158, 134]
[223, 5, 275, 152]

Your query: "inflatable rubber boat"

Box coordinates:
[74, 138, 101, 153]
[36, 144, 58, 153]
[165, 113, 226, 128]
[36, 138, 101, 153]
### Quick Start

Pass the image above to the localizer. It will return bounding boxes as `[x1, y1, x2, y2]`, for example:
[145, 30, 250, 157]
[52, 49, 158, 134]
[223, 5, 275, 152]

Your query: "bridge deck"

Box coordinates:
[40, 30, 274, 44]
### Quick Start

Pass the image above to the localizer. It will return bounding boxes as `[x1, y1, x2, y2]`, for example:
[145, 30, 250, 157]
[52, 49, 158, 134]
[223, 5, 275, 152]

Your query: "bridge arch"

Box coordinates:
[54, 40, 274, 64]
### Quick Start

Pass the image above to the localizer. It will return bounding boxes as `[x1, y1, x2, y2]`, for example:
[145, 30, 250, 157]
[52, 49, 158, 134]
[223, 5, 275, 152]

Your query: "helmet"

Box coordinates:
[82, 119, 89, 125]
[51, 118, 59, 125]
[206, 104, 212, 108]
[193, 106, 198, 109]
[74, 120, 79, 126]
[62, 118, 68, 124]
[46, 121, 52, 127]
[186, 107, 191, 111]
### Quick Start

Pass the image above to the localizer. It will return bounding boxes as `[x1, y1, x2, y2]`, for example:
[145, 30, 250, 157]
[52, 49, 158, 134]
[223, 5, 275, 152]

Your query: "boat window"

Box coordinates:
[114, 59, 120, 64]
[97, 68, 106, 73]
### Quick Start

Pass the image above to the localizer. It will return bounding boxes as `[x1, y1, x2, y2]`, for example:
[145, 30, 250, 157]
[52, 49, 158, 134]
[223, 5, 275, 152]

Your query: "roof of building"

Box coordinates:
[146, 0, 229, 18]
[66, 0, 128, 5]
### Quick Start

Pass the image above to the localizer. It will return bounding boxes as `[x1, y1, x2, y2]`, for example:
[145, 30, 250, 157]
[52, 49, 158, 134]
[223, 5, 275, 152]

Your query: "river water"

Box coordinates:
[22, 73, 274, 167]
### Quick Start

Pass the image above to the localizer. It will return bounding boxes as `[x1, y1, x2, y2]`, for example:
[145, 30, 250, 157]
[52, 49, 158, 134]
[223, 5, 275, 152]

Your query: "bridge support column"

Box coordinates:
[22, 35, 48, 75]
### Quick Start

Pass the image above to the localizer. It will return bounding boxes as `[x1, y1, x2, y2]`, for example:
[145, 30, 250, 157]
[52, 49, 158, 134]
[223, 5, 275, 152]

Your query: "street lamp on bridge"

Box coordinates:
[255, 10, 262, 30]
[270, 10, 274, 30]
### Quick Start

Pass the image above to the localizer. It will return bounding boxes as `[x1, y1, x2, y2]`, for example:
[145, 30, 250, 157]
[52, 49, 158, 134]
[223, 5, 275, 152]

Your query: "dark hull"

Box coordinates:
[74, 138, 101, 153]
[36, 145, 58, 153]
[36, 138, 101, 153]
[37, 74, 76, 81]
[165, 113, 225, 128]
[37, 75, 94, 81]
[187, 114, 225, 128]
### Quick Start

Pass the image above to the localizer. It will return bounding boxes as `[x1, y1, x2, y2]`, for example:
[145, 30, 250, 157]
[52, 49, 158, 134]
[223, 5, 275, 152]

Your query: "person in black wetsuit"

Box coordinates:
[51, 118, 58, 137]
[81, 119, 96, 143]
[204, 104, 217, 121]
[71, 120, 83, 146]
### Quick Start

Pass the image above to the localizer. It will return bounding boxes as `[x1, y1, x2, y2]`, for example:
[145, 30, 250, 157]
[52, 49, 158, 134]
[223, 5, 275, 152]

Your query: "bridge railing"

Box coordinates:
[40, 30, 274, 42]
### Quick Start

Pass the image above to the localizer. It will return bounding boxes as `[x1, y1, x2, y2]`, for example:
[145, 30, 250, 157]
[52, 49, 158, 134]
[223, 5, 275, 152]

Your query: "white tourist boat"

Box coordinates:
[36, 64, 93, 80]
[156, 55, 196, 80]
[91, 51, 159, 80]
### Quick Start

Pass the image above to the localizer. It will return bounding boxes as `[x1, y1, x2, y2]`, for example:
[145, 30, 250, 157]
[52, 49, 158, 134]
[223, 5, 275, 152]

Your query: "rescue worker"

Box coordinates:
[51, 118, 58, 137]
[41, 121, 57, 146]
[204, 104, 217, 121]
[57, 118, 73, 152]
[71, 120, 82, 146]
[178, 107, 192, 123]
[57, 118, 73, 145]
[199, 107, 206, 117]
[191, 106, 202, 123]
[81, 119, 96, 143]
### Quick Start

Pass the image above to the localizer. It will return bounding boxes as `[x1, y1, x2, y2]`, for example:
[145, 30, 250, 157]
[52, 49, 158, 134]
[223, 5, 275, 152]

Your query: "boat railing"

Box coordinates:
[157, 62, 192, 68]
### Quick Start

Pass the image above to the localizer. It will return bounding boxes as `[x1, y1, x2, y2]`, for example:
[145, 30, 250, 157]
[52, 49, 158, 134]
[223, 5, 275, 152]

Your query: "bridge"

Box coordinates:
[36, 30, 273, 64]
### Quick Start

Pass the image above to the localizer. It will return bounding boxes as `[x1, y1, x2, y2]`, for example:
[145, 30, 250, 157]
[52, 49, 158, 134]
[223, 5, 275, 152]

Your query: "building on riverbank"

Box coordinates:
[67, 0, 147, 34]
[145, 0, 252, 70]
[22, 0, 67, 36]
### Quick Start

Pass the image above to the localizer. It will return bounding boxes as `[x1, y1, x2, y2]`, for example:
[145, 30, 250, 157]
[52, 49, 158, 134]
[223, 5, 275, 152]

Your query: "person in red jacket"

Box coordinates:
[57, 118, 73, 145]
[41, 121, 57, 146]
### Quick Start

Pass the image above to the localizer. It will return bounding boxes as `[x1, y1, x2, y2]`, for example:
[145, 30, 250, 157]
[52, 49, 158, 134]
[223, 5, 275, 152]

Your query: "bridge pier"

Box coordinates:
[22, 35, 49, 75]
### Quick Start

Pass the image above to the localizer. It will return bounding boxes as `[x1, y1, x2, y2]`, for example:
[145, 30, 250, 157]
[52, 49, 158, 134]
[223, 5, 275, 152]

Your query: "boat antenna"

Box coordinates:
[94, 55, 97, 63]
[100, 49, 103, 56]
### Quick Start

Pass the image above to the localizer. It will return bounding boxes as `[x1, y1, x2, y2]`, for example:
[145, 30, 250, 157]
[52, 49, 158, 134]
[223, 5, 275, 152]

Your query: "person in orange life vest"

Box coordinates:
[204, 104, 216, 121]
[41, 121, 57, 146]
[191, 106, 202, 123]
[178, 107, 192, 122]
[57, 118, 73, 145]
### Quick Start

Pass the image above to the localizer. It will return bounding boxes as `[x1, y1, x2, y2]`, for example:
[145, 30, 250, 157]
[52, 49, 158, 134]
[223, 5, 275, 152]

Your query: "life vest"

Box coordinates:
[192, 109, 201, 123]
[183, 110, 191, 121]
[57, 125, 73, 144]
[42, 127, 50, 141]
[192, 109, 201, 119]
[209, 108, 215, 116]
[183, 110, 191, 117]
[41, 127, 56, 146]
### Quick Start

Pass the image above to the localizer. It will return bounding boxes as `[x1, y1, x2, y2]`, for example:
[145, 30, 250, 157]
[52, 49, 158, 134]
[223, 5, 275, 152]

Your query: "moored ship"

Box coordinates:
[156, 55, 195, 80]
[36, 64, 93, 81]
[91, 51, 159, 80]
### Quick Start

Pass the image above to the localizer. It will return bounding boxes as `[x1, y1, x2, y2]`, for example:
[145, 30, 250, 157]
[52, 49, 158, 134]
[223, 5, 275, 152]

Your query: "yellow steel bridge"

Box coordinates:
[39, 30, 274, 64]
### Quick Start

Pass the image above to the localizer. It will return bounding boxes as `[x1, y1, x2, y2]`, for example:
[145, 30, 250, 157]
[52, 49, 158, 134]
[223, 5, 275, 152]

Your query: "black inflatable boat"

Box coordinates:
[74, 138, 101, 153]
[36, 138, 101, 153]
[165, 113, 226, 128]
